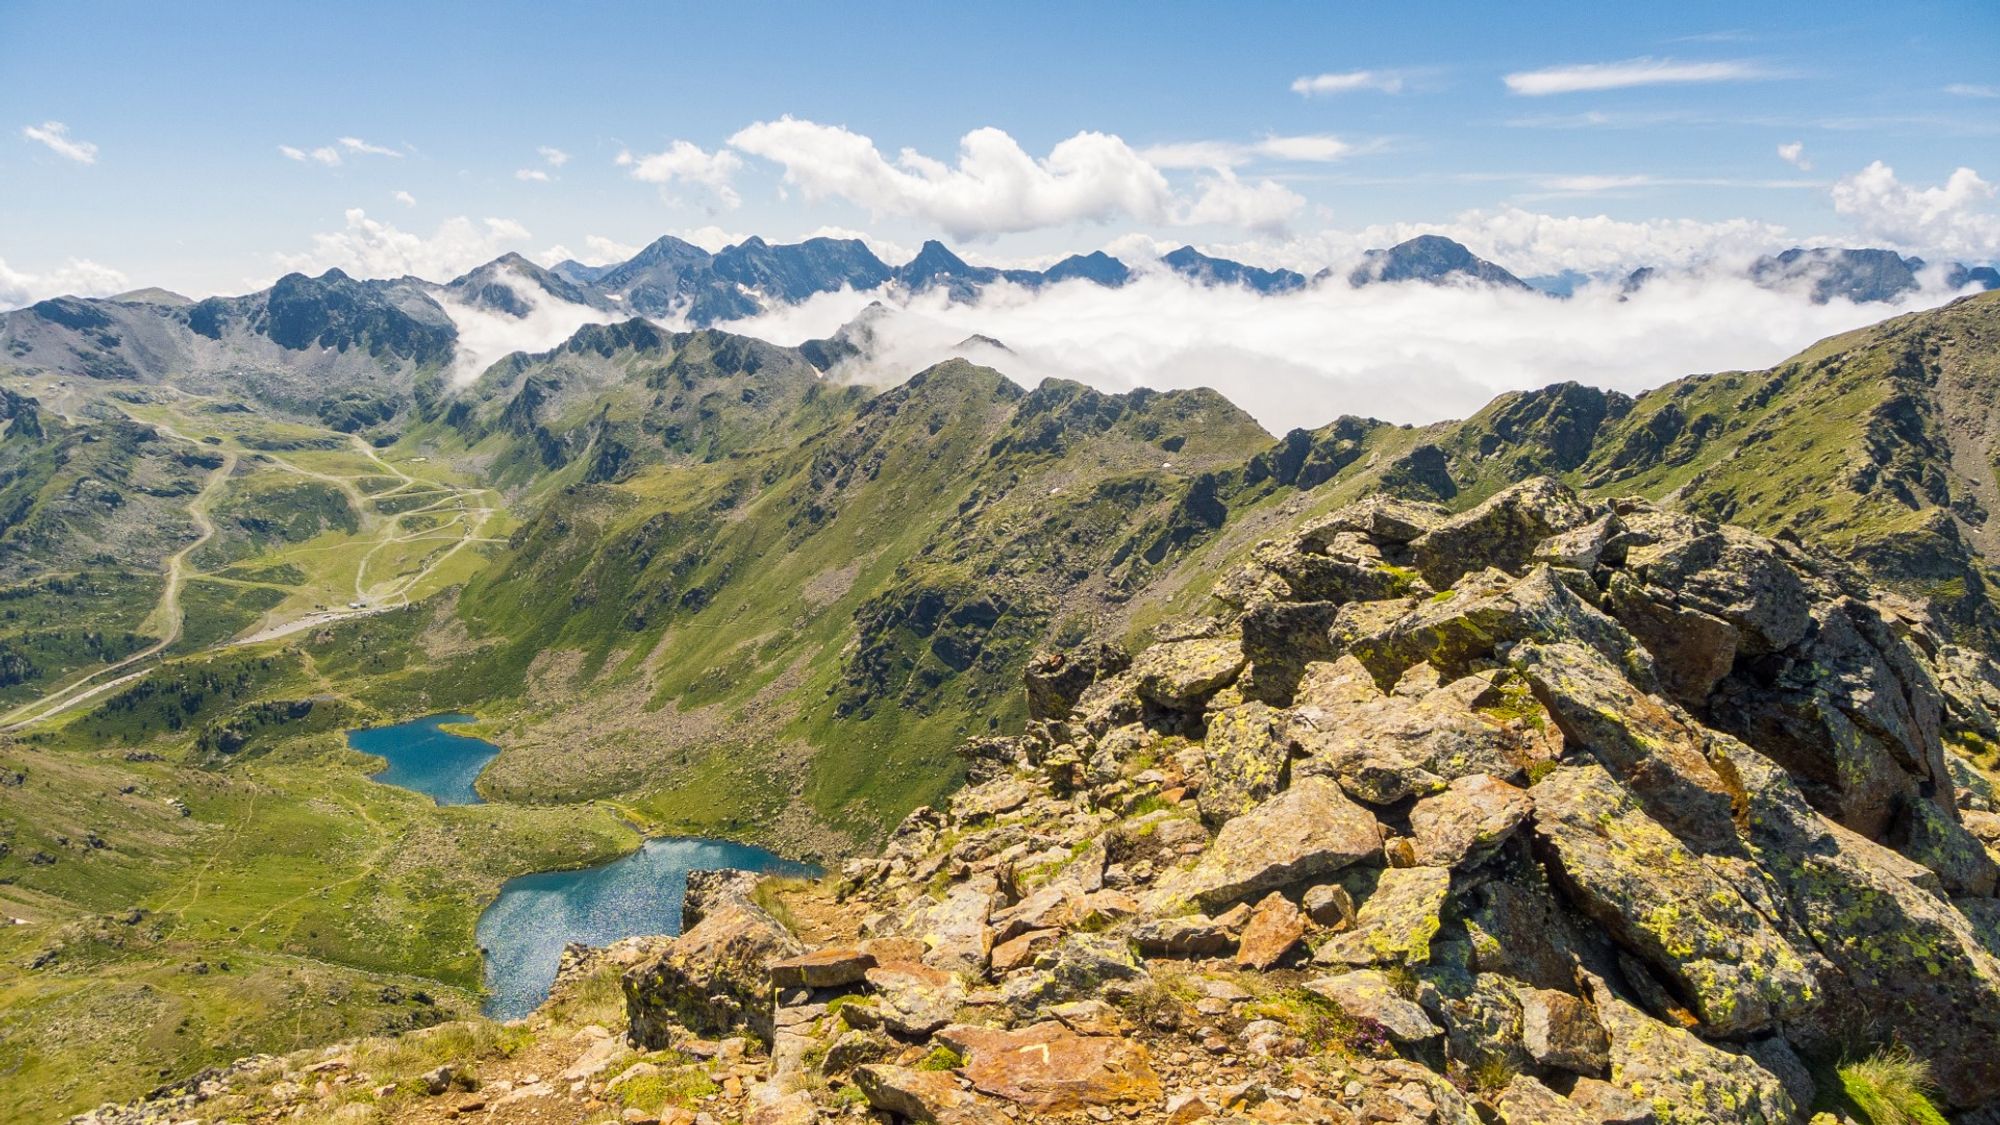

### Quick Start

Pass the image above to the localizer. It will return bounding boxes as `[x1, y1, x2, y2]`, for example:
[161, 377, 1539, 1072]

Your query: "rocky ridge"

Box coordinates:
[67, 478, 2000, 1124]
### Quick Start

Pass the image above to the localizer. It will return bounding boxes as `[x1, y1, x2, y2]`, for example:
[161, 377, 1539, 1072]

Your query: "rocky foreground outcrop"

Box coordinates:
[71, 478, 2000, 1124]
[628, 479, 2000, 1123]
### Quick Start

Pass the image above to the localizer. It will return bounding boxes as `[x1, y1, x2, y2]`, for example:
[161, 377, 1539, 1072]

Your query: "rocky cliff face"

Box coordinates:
[66, 478, 2000, 1125]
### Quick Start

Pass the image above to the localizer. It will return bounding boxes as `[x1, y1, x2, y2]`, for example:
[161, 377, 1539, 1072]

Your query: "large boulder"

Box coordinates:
[1599, 569, 1740, 707]
[1130, 637, 1245, 709]
[1314, 866, 1451, 967]
[1341, 565, 1650, 691]
[1492, 1075, 1598, 1125]
[624, 873, 805, 1046]
[1299, 494, 1447, 548]
[1512, 641, 1737, 851]
[1530, 765, 1819, 1035]
[1288, 656, 1539, 804]
[1586, 980, 1796, 1125]
[1617, 509, 1813, 656]
[1409, 477, 1597, 587]
[1718, 740, 2000, 1107]
[1166, 776, 1381, 908]
[1197, 701, 1291, 826]
[938, 1022, 1161, 1113]
[1408, 774, 1532, 869]
[1024, 641, 1129, 721]
[855, 1065, 1009, 1125]
[1305, 969, 1440, 1043]
[1710, 597, 1949, 838]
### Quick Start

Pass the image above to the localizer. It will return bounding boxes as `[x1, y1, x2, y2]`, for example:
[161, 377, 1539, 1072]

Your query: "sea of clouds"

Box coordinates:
[439, 259, 1983, 433]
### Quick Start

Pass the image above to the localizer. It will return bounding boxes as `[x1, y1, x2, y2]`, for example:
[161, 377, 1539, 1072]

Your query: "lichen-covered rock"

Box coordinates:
[1600, 569, 1739, 707]
[1197, 702, 1290, 826]
[624, 875, 805, 1047]
[1892, 793, 1999, 896]
[1305, 969, 1440, 1042]
[1409, 477, 1597, 587]
[1566, 1077, 1656, 1125]
[863, 960, 966, 1037]
[1131, 914, 1231, 957]
[1492, 1075, 1598, 1125]
[1532, 764, 1818, 1035]
[903, 880, 995, 976]
[1167, 776, 1381, 908]
[1518, 986, 1609, 1075]
[1586, 980, 1796, 1125]
[939, 1022, 1161, 1112]
[1025, 641, 1129, 721]
[1289, 656, 1536, 804]
[1718, 740, 2000, 1107]
[1299, 494, 1447, 548]
[855, 1065, 1009, 1125]
[1709, 597, 1948, 837]
[1512, 640, 1738, 851]
[1408, 774, 1531, 869]
[1342, 565, 1650, 691]
[1314, 866, 1451, 967]
[1618, 509, 1814, 656]
[1130, 637, 1245, 709]
[1000, 933, 1147, 1018]
[768, 945, 877, 990]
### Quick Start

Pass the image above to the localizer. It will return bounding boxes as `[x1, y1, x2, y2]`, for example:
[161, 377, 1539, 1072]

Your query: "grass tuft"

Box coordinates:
[1838, 1046, 1947, 1125]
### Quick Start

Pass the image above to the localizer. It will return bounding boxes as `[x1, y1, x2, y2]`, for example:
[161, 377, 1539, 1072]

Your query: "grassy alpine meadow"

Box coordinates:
[0, 630, 641, 1123]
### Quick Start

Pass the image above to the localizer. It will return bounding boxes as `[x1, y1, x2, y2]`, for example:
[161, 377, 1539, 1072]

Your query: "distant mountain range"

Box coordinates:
[4, 233, 1996, 416]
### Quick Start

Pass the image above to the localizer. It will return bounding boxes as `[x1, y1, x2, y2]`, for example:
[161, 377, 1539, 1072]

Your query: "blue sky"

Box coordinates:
[3, 0, 1998, 301]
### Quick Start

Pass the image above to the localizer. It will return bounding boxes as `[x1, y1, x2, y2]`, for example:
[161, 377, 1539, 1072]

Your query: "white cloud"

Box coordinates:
[1144, 134, 1354, 169]
[22, 121, 98, 164]
[393, 190, 417, 207]
[1538, 174, 1657, 194]
[279, 136, 399, 167]
[581, 234, 642, 263]
[1290, 70, 1404, 96]
[337, 136, 401, 157]
[728, 118, 1174, 239]
[0, 256, 127, 309]
[1504, 57, 1773, 96]
[1830, 160, 2000, 259]
[276, 209, 532, 283]
[515, 168, 551, 182]
[1946, 83, 2000, 98]
[533, 234, 647, 268]
[435, 264, 618, 386]
[716, 264, 1967, 432]
[728, 118, 1306, 240]
[280, 144, 342, 166]
[1776, 142, 1811, 171]
[1179, 171, 1306, 233]
[617, 140, 744, 208]
[538, 146, 570, 167]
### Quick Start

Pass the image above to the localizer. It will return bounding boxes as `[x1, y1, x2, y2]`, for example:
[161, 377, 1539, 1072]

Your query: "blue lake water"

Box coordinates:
[475, 837, 817, 1019]
[347, 713, 498, 805]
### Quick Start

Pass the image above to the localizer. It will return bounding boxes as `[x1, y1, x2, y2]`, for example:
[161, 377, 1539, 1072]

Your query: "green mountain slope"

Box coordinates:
[1136, 290, 2000, 647]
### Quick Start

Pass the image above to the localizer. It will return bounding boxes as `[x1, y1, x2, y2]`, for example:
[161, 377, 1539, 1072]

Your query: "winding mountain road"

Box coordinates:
[0, 427, 502, 732]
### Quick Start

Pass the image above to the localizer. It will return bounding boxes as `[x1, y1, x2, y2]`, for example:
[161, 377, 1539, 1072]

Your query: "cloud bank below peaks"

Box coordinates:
[709, 266, 1984, 433]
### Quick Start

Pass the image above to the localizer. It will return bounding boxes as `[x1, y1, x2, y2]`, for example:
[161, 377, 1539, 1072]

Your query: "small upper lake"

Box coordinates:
[476, 837, 817, 1020]
[348, 713, 499, 805]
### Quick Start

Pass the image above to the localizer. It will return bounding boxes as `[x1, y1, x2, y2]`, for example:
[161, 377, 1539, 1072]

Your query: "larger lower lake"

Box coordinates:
[476, 837, 817, 1019]
[348, 713, 498, 805]
[348, 716, 817, 1019]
